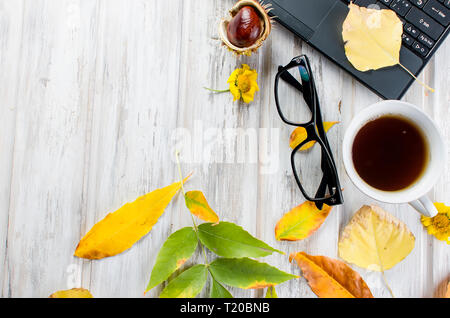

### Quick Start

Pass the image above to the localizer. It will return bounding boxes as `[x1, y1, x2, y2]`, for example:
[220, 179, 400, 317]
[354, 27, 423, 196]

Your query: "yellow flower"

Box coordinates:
[227, 64, 259, 104]
[421, 203, 450, 244]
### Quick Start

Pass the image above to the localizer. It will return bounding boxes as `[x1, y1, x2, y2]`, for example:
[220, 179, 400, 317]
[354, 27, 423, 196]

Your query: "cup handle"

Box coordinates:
[410, 196, 438, 217]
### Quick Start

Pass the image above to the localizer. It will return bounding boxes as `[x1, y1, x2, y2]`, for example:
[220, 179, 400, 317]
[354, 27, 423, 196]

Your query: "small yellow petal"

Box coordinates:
[229, 83, 241, 101]
[227, 69, 240, 84]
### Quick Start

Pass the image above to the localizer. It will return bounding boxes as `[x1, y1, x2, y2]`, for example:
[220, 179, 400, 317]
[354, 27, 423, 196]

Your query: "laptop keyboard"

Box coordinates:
[341, 0, 450, 58]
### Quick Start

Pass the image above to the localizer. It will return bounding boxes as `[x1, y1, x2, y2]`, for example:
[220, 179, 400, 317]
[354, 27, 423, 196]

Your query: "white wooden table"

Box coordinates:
[0, 0, 448, 298]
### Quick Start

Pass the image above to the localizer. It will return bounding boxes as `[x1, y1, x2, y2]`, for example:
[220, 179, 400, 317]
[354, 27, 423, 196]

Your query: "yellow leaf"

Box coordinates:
[75, 177, 190, 260]
[290, 122, 339, 151]
[421, 203, 450, 244]
[342, 3, 402, 72]
[275, 202, 332, 241]
[290, 252, 374, 298]
[342, 3, 434, 92]
[185, 191, 220, 223]
[339, 205, 415, 272]
[49, 288, 93, 298]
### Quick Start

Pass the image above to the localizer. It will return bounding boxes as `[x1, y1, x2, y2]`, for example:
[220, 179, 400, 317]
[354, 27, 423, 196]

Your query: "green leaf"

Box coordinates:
[159, 265, 208, 298]
[146, 227, 198, 292]
[209, 258, 298, 290]
[210, 277, 233, 298]
[265, 286, 278, 298]
[198, 222, 283, 258]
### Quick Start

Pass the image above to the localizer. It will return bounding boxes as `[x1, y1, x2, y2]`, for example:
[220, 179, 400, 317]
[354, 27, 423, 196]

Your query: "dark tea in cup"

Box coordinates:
[352, 115, 429, 192]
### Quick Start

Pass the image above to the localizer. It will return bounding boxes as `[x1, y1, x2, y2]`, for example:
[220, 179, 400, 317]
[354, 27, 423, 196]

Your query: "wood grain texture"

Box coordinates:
[0, 0, 448, 298]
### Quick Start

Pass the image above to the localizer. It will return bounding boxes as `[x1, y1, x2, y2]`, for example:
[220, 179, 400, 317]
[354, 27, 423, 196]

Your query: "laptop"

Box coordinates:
[266, 0, 450, 100]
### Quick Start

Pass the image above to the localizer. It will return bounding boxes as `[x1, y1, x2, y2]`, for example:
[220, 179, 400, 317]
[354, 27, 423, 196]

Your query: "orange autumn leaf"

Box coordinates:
[75, 177, 190, 260]
[185, 191, 219, 223]
[290, 122, 339, 151]
[290, 252, 374, 298]
[275, 202, 332, 241]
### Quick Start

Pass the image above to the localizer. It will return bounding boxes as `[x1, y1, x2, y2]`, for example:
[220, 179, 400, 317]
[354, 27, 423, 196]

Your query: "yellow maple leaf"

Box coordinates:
[421, 203, 450, 244]
[338, 205, 415, 272]
[290, 122, 339, 151]
[75, 177, 190, 260]
[49, 288, 93, 298]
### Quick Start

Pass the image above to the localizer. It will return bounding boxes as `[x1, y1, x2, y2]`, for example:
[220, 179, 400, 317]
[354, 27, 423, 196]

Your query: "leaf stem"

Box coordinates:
[203, 87, 230, 93]
[399, 63, 435, 93]
[175, 151, 209, 265]
[381, 271, 395, 298]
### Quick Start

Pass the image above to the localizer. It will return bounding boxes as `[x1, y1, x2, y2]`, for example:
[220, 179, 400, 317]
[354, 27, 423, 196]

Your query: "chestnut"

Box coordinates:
[227, 6, 263, 48]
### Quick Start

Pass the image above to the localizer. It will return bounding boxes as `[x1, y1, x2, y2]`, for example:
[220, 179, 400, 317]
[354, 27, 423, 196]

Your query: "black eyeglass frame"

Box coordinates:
[274, 55, 343, 208]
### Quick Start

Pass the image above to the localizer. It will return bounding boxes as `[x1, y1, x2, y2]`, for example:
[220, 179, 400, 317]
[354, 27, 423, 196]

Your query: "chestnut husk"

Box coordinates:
[219, 0, 273, 56]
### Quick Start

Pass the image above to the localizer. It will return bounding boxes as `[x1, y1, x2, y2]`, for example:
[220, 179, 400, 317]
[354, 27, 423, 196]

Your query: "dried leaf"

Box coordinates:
[290, 122, 339, 151]
[198, 222, 283, 258]
[275, 202, 332, 241]
[185, 191, 219, 223]
[290, 252, 374, 298]
[339, 205, 415, 272]
[159, 265, 208, 298]
[75, 177, 189, 260]
[421, 203, 450, 245]
[210, 277, 233, 298]
[343, 3, 402, 72]
[342, 3, 434, 92]
[209, 258, 298, 290]
[49, 288, 93, 298]
[265, 286, 278, 298]
[146, 227, 198, 292]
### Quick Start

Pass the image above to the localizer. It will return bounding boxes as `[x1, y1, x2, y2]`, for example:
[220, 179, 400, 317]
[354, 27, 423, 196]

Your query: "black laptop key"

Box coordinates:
[417, 33, 436, 46]
[406, 7, 445, 39]
[445, 0, 450, 9]
[411, 0, 428, 7]
[354, 0, 378, 7]
[412, 41, 430, 55]
[424, 0, 450, 25]
[380, 0, 393, 5]
[376, 2, 390, 9]
[390, 0, 413, 16]
[405, 23, 420, 37]
[402, 33, 415, 44]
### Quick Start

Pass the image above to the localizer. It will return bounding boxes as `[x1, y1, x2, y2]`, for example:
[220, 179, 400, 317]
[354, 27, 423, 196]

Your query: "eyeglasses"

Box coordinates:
[274, 55, 343, 209]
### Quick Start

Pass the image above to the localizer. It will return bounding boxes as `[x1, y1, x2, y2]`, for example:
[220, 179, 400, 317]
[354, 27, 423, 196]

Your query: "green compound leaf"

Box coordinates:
[210, 277, 233, 298]
[159, 265, 208, 298]
[198, 222, 283, 258]
[209, 258, 298, 289]
[265, 286, 278, 298]
[146, 227, 198, 292]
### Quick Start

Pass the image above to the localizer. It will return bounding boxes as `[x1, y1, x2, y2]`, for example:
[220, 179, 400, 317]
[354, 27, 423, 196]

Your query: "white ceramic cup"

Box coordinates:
[343, 100, 447, 217]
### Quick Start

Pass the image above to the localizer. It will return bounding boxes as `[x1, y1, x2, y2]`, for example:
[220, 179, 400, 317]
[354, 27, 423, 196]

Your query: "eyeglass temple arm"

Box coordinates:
[278, 66, 304, 94]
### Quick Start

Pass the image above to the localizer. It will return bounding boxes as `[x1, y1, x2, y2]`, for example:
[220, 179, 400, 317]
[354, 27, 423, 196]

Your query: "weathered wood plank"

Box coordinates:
[0, 0, 448, 298]
[0, 0, 24, 297]
[1, 0, 99, 297]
